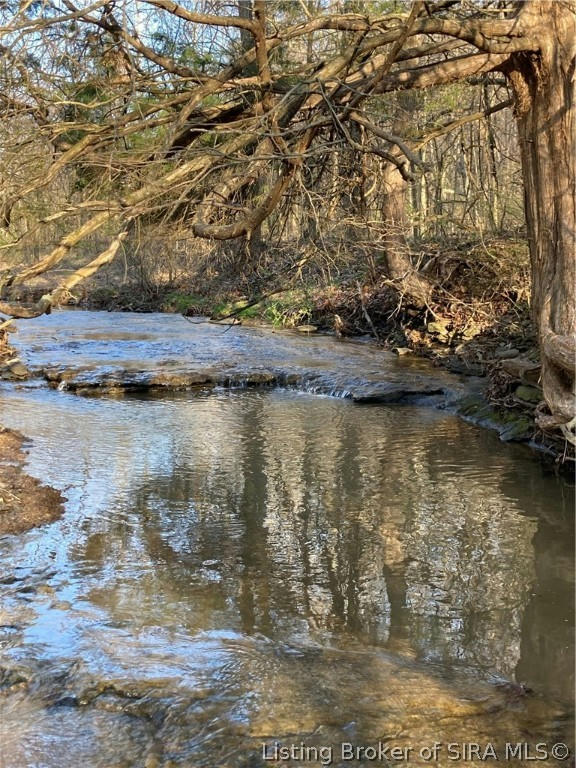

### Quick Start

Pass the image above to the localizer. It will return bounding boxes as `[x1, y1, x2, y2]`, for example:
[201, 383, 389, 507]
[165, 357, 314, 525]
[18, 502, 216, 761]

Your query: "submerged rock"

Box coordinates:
[41, 365, 455, 407]
[457, 395, 535, 443]
[351, 383, 445, 404]
[0, 358, 30, 380]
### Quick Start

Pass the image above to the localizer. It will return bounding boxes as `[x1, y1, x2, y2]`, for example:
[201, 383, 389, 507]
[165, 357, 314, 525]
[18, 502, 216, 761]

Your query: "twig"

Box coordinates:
[356, 281, 381, 341]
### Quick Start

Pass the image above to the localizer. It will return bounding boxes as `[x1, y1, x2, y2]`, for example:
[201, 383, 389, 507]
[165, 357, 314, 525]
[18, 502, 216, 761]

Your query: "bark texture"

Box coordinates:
[380, 163, 432, 308]
[508, 1, 576, 430]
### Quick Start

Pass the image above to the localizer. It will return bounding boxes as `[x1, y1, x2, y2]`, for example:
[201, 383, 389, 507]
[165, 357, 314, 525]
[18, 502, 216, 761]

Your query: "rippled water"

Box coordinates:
[9, 310, 468, 401]
[0, 314, 573, 767]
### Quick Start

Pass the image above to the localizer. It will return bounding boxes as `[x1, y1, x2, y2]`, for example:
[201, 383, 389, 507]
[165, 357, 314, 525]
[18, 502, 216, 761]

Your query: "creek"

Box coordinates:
[0, 311, 573, 767]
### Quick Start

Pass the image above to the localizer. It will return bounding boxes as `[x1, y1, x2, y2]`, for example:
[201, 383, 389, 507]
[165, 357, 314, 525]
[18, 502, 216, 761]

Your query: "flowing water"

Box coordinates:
[0, 312, 573, 767]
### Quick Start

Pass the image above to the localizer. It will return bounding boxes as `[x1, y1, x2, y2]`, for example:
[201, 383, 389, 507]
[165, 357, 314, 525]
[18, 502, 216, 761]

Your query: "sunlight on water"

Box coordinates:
[0, 371, 573, 766]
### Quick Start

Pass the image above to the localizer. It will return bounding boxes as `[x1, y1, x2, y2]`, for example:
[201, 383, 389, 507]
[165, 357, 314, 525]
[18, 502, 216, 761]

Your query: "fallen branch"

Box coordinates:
[0, 232, 127, 319]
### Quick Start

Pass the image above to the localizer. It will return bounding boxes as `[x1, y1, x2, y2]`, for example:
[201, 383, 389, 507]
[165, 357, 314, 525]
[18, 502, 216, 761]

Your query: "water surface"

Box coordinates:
[0, 314, 573, 767]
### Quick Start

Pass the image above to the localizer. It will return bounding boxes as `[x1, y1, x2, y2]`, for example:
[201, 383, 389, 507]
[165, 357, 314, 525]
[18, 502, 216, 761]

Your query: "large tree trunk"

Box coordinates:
[380, 93, 433, 307]
[506, 1, 576, 434]
[381, 163, 432, 308]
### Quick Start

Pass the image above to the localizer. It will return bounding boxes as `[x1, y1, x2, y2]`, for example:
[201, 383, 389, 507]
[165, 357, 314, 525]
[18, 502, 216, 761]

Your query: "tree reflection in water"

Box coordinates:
[69, 391, 574, 701]
[0, 388, 573, 766]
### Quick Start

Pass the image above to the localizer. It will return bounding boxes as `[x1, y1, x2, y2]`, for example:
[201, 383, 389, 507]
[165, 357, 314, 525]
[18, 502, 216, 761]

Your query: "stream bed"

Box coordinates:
[0, 311, 573, 767]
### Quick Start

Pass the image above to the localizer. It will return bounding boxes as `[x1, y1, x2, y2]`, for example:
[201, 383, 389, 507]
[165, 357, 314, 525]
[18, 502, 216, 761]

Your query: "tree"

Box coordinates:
[0, 0, 573, 438]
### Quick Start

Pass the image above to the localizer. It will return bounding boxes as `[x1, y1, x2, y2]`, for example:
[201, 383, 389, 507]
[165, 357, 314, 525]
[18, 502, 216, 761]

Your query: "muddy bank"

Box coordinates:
[0, 427, 65, 535]
[0, 324, 65, 535]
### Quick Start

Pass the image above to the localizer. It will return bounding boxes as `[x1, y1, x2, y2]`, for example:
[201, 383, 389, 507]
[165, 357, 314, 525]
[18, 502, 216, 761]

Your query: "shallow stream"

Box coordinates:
[0, 311, 573, 767]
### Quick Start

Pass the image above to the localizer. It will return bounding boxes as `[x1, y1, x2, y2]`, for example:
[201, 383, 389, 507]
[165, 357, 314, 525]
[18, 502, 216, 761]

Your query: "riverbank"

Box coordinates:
[0, 325, 65, 534]
[0, 427, 65, 535]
